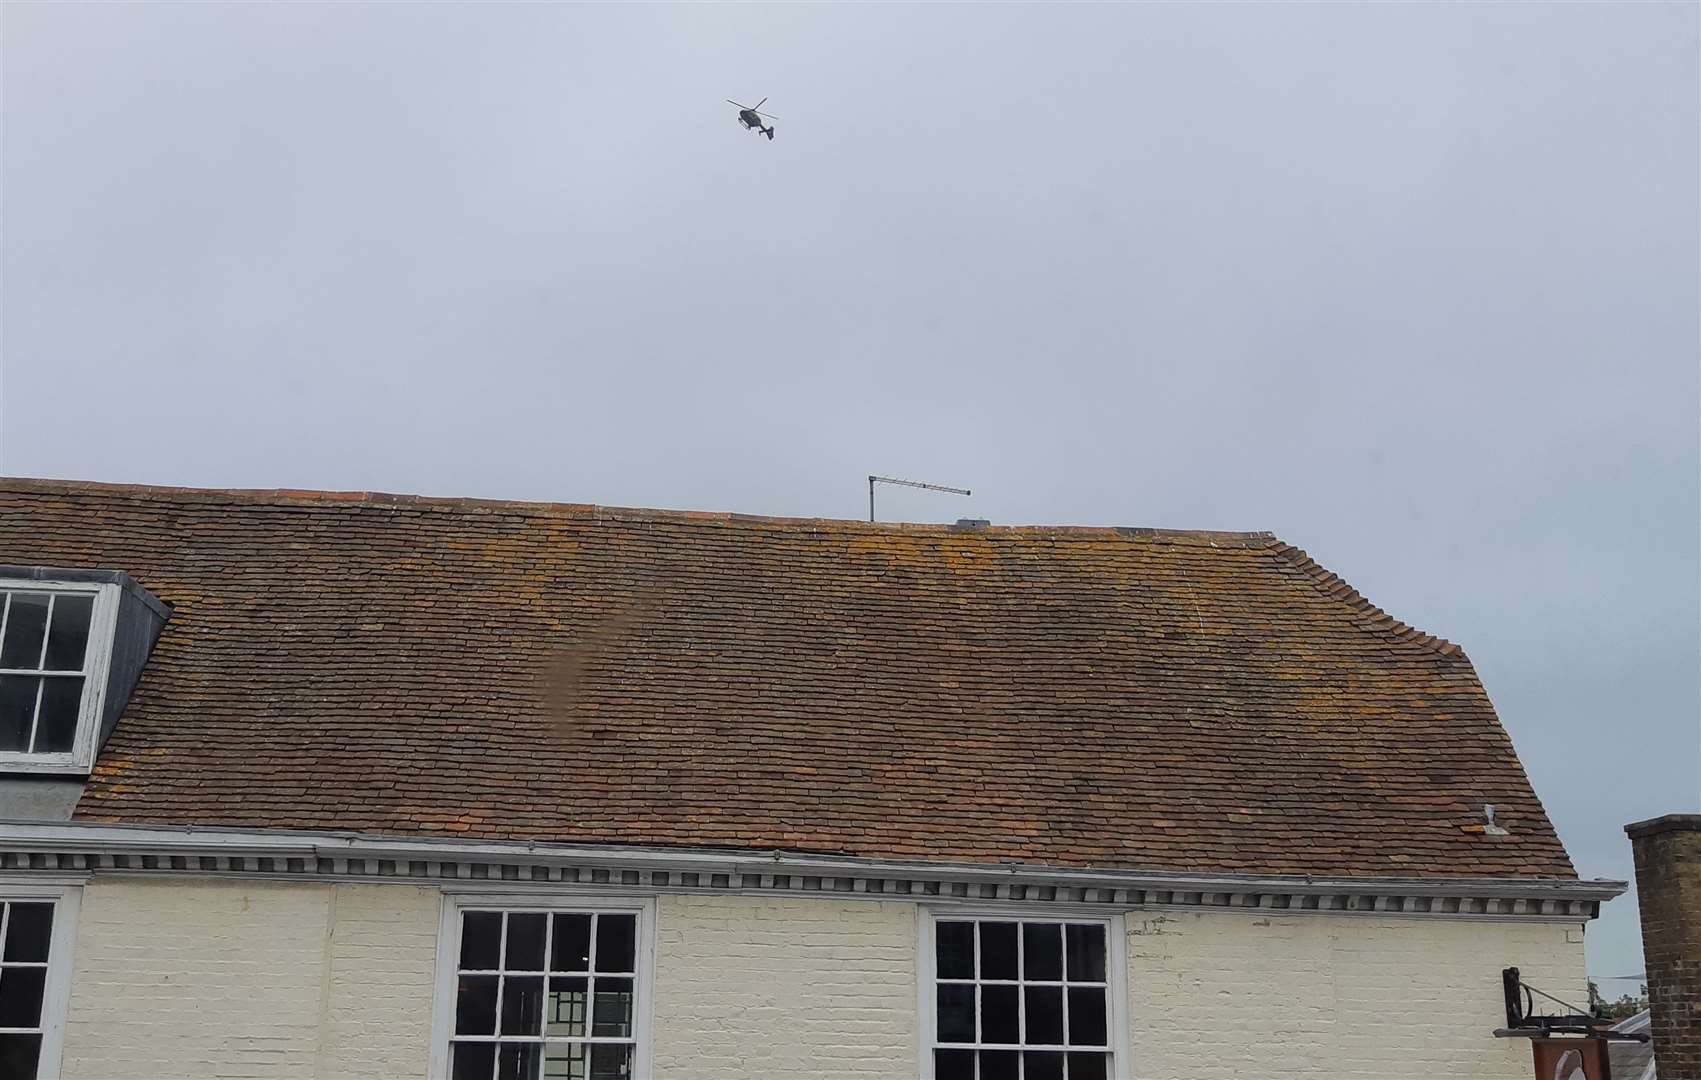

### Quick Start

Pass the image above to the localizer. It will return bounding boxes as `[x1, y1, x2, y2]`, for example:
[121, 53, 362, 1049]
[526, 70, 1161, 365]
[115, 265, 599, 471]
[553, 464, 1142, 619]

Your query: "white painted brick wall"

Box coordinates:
[1126, 911, 1587, 1079]
[316, 884, 441, 1080]
[52, 878, 1589, 1080]
[650, 894, 920, 1080]
[59, 879, 439, 1080]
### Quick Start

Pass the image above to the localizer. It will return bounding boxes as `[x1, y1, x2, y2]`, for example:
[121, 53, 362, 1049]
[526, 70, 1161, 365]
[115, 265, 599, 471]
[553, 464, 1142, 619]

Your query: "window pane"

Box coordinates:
[937, 983, 976, 1043]
[594, 914, 636, 973]
[42, 595, 93, 672]
[543, 1043, 587, 1080]
[592, 976, 634, 1037]
[0, 594, 49, 670]
[1023, 923, 1062, 981]
[551, 914, 592, 971]
[506, 914, 547, 971]
[0, 1034, 41, 1080]
[980, 1050, 1019, 1080]
[0, 967, 45, 1028]
[588, 1043, 631, 1080]
[497, 1042, 541, 1080]
[0, 676, 38, 752]
[4, 904, 53, 962]
[1025, 1051, 1064, 1080]
[451, 1042, 495, 1080]
[1067, 1052, 1109, 1080]
[935, 1049, 975, 1080]
[1065, 924, 1105, 983]
[979, 921, 1018, 980]
[1066, 986, 1107, 1047]
[455, 975, 499, 1035]
[936, 921, 975, 979]
[980, 984, 1019, 1045]
[546, 976, 588, 1037]
[1025, 985, 1064, 1045]
[33, 678, 83, 753]
[501, 976, 544, 1035]
[461, 912, 503, 970]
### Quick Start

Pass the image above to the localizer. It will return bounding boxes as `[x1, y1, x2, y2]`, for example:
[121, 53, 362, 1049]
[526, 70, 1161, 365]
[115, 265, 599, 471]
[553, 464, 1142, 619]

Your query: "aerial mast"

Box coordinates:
[867, 475, 971, 523]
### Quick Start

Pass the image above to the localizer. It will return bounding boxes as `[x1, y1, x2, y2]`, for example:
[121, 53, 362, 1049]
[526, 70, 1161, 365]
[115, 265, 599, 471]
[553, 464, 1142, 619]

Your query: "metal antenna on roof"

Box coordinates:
[868, 475, 971, 522]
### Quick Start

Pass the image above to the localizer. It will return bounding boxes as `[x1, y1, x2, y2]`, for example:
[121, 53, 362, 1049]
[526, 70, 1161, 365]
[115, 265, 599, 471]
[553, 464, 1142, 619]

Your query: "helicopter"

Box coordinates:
[726, 97, 777, 141]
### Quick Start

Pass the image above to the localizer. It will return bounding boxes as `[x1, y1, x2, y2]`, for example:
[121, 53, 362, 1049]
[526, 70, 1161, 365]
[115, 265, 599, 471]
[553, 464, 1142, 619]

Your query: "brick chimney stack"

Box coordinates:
[1626, 814, 1701, 1078]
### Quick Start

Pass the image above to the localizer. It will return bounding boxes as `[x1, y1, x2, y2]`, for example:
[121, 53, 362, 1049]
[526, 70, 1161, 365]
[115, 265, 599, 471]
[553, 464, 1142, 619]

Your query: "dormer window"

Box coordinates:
[0, 581, 120, 771]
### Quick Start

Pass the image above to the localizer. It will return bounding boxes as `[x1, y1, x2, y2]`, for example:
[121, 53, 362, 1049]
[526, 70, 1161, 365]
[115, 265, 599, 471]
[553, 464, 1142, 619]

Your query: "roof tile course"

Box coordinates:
[0, 478, 1573, 878]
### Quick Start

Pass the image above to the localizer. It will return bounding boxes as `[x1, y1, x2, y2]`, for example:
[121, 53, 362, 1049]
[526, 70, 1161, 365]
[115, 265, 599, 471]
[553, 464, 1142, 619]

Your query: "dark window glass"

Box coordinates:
[4, 904, 53, 962]
[454, 974, 499, 1035]
[551, 914, 592, 971]
[450, 1042, 495, 1080]
[1025, 1051, 1064, 1080]
[497, 1041, 540, 1080]
[937, 983, 976, 1043]
[42, 595, 93, 671]
[506, 913, 547, 971]
[546, 976, 588, 1038]
[1024, 985, 1064, 1045]
[0, 967, 45, 1029]
[1022, 923, 1062, 981]
[0, 1034, 41, 1080]
[980, 984, 1019, 1044]
[460, 912, 502, 970]
[1067, 986, 1107, 1047]
[979, 921, 1018, 980]
[1065, 924, 1105, 983]
[1068, 1052, 1109, 1080]
[0, 676, 38, 752]
[979, 1049, 1019, 1080]
[33, 679, 82, 753]
[935, 1049, 974, 1080]
[589, 1042, 631, 1080]
[500, 976, 544, 1035]
[936, 920, 975, 979]
[0, 595, 49, 670]
[594, 914, 636, 973]
[593, 976, 634, 1037]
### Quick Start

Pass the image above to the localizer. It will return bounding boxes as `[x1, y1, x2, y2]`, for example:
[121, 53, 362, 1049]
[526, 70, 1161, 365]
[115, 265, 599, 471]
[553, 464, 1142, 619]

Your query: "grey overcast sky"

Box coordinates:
[2, 2, 1696, 981]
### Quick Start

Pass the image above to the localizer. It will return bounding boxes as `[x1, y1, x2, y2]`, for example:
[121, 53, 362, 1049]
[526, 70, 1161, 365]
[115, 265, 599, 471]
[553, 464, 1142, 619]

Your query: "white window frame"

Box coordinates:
[429, 892, 657, 1080]
[0, 883, 83, 1080]
[919, 907, 1132, 1080]
[0, 580, 121, 774]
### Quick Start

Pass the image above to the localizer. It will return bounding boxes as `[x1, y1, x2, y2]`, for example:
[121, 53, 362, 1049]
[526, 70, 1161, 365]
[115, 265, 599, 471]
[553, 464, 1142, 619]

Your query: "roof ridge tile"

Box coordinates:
[0, 477, 1275, 542]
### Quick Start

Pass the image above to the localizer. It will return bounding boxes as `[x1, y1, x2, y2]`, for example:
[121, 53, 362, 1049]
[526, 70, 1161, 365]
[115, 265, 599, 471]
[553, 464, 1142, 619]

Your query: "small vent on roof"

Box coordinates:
[1483, 805, 1510, 836]
[954, 519, 991, 529]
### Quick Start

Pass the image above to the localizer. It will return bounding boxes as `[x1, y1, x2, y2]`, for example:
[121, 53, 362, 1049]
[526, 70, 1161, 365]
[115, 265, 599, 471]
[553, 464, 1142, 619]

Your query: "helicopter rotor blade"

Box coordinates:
[725, 99, 749, 109]
[752, 97, 767, 111]
[756, 111, 778, 120]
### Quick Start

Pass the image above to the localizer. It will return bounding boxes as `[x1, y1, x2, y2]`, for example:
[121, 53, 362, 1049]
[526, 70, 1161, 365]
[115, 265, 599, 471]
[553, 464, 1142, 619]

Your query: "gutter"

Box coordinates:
[0, 820, 1625, 919]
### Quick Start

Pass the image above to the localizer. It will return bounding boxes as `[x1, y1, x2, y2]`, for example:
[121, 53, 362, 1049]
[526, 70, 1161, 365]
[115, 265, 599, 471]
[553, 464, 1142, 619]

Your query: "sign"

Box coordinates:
[1531, 1038, 1612, 1080]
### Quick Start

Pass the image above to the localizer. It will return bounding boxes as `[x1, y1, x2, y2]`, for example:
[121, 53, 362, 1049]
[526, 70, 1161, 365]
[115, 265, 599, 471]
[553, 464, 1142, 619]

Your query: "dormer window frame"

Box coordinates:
[0, 578, 123, 774]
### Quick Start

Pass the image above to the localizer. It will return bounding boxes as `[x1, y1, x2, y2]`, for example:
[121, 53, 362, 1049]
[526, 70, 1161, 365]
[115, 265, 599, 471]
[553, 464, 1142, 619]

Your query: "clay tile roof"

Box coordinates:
[0, 477, 1574, 878]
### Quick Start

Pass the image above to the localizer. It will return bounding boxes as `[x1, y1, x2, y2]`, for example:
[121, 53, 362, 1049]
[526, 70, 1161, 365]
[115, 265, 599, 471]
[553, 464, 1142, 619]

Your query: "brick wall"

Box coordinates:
[1126, 910, 1585, 1078]
[1628, 814, 1701, 1080]
[650, 894, 920, 1079]
[315, 884, 442, 1080]
[52, 878, 1590, 1079]
[59, 878, 439, 1079]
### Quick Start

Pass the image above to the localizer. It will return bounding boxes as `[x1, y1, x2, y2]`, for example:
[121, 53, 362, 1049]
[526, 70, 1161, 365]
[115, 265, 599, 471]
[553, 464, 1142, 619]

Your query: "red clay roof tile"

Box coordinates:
[0, 477, 1573, 878]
